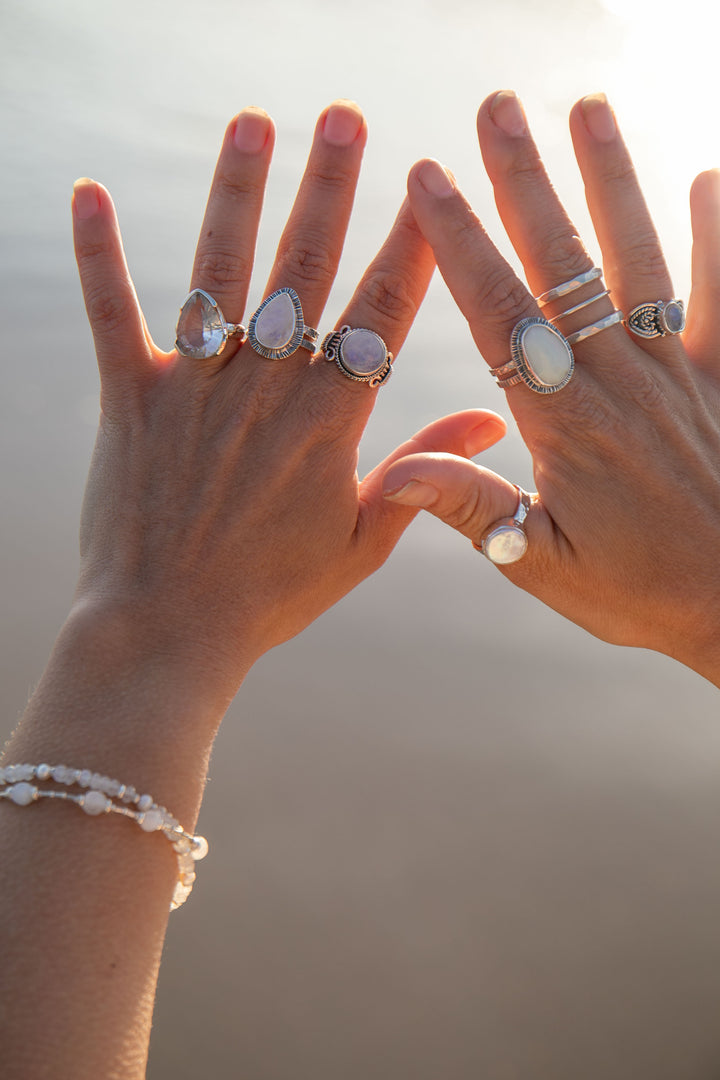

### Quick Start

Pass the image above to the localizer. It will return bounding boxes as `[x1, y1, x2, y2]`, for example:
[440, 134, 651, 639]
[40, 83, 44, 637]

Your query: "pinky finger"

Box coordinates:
[72, 179, 152, 387]
[686, 169, 720, 371]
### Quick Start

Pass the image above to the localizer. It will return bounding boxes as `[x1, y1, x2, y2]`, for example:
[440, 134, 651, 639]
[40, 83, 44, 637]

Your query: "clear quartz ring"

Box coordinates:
[175, 289, 247, 359]
[491, 317, 574, 394]
[320, 325, 394, 387]
[624, 299, 685, 339]
[474, 486, 533, 565]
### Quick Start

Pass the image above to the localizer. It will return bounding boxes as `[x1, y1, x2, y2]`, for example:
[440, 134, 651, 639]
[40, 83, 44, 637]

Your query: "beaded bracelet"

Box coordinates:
[0, 763, 208, 911]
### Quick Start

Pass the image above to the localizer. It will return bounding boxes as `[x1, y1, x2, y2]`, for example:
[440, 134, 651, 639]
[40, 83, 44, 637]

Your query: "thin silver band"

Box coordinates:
[536, 268, 603, 305]
[553, 289, 611, 320]
[565, 309, 624, 346]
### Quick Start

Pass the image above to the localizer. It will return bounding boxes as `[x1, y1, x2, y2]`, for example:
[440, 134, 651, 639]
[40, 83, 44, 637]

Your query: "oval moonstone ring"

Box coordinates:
[625, 299, 685, 339]
[320, 325, 394, 387]
[491, 317, 575, 394]
[475, 485, 533, 565]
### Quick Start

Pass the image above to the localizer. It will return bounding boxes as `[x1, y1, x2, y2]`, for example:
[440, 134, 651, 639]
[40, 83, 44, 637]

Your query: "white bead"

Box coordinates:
[36, 763, 51, 780]
[9, 782, 37, 806]
[139, 809, 164, 832]
[51, 765, 68, 783]
[78, 769, 92, 788]
[82, 790, 109, 816]
[191, 835, 209, 861]
[5, 765, 17, 782]
[137, 794, 154, 812]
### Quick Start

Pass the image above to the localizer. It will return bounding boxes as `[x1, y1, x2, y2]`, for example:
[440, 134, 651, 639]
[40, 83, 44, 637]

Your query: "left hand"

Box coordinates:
[383, 92, 720, 685]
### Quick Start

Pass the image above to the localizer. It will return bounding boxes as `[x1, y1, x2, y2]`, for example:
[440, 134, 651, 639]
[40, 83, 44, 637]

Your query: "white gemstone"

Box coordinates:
[139, 809, 164, 832]
[663, 301, 685, 334]
[520, 323, 573, 386]
[484, 526, 528, 565]
[51, 765, 68, 783]
[137, 793, 154, 812]
[82, 790, 109, 815]
[36, 763, 51, 781]
[9, 782, 37, 806]
[78, 769, 92, 788]
[191, 835, 209, 861]
[253, 291, 297, 350]
[341, 329, 386, 376]
[176, 290, 226, 359]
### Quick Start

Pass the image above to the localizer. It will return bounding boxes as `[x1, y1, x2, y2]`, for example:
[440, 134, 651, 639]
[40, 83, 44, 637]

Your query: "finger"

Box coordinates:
[264, 100, 367, 338]
[72, 178, 152, 388]
[380, 451, 558, 576]
[310, 199, 436, 427]
[686, 169, 720, 371]
[477, 91, 617, 353]
[189, 108, 274, 329]
[357, 409, 507, 549]
[569, 94, 682, 365]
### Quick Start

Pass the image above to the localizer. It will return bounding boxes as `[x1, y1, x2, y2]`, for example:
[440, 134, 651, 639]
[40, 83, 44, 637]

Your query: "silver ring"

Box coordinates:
[536, 268, 603, 305]
[491, 317, 574, 394]
[247, 287, 319, 360]
[565, 309, 624, 345]
[624, 299, 685, 339]
[474, 486, 532, 565]
[553, 289, 611, 320]
[321, 325, 394, 387]
[175, 289, 247, 359]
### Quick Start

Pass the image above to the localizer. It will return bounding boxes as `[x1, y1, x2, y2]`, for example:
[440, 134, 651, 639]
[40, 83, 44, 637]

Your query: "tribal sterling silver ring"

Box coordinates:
[321, 325, 394, 387]
[624, 299, 685, 339]
[475, 486, 532, 565]
[175, 289, 247, 359]
[175, 286, 318, 360]
[491, 317, 574, 394]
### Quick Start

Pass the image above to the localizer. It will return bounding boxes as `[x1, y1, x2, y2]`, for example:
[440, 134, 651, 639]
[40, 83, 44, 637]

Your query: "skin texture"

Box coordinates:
[383, 91, 720, 686]
[0, 102, 504, 1078]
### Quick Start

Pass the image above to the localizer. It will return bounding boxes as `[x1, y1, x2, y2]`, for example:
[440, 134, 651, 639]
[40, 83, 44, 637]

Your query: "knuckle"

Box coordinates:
[85, 284, 135, 337]
[360, 267, 418, 328]
[503, 151, 547, 189]
[276, 235, 335, 290]
[529, 228, 590, 285]
[441, 481, 490, 536]
[473, 271, 531, 325]
[213, 169, 264, 205]
[193, 248, 251, 294]
[618, 236, 669, 284]
[306, 161, 357, 195]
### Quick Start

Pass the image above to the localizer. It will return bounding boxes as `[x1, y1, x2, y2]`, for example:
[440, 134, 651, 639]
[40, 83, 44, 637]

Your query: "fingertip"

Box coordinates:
[409, 158, 456, 199]
[577, 93, 617, 143]
[690, 168, 720, 210]
[232, 107, 275, 154]
[320, 99, 366, 148]
[72, 178, 102, 220]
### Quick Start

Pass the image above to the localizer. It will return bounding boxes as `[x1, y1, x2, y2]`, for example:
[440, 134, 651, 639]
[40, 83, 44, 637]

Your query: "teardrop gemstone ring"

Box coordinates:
[175, 287, 318, 361]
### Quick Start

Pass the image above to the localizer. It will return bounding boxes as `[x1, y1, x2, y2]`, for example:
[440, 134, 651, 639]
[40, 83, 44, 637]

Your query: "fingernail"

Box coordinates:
[73, 178, 100, 219]
[322, 101, 363, 147]
[489, 90, 528, 137]
[417, 159, 455, 198]
[233, 108, 271, 153]
[581, 94, 616, 143]
[383, 480, 440, 507]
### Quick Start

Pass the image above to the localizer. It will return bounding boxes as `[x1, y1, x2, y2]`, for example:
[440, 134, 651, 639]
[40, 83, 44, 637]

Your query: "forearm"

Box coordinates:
[0, 602, 228, 1079]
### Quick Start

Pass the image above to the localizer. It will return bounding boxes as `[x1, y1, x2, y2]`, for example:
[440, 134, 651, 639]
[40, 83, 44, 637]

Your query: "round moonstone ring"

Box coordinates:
[320, 325, 394, 387]
[491, 317, 574, 394]
[624, 299, 685, 339]
[475, 486, 533, 565]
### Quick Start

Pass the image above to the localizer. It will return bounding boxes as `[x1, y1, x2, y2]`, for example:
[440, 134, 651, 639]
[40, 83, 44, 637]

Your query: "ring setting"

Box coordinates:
[175, 289, 247, 360]
[320, 325, 394, 386]
[475, 486, 532, 565]
[175, 286, 318, 360]
[625, 299, 685, 339]
[491, 317, 574, 394]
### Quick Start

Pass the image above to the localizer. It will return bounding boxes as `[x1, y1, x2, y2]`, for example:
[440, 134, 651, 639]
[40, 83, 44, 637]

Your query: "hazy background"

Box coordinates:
[2, 0, 720, 1076]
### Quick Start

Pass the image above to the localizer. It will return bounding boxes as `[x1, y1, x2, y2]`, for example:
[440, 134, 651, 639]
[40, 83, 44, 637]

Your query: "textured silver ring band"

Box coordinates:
[537, 268, 603, 306]
[565, 309, 624, 346]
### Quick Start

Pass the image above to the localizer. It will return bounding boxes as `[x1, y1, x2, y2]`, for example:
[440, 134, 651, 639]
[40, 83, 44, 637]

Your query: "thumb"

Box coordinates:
[382, 452, 553, 567]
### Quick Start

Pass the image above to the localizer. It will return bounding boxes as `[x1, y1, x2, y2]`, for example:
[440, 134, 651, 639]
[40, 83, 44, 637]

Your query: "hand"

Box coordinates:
[71, 101, 506, 712]
[383, 92, 720, 685]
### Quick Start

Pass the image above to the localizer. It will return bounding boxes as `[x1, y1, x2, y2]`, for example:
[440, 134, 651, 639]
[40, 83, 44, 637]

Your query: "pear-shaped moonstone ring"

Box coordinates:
[320, 325, 394, 387]
[175, 286, 318, 361]
[474, 485, 533, 565]
[491, 317, 575, 394]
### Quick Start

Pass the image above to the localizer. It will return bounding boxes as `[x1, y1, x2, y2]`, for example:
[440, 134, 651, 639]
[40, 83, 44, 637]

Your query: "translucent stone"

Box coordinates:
[139, 809, 164, 832]
[9, 782, 37, 806]
[51, 765, 69, 783]
[176, 290, 226, 359]
[4, 766, 16, 782]
[137, 793, 154, 812]
[191, 835, 209, 861]
[520, 322, 573, 387]
[105, 779, 122, 796]
[36, 763, 51, 781]
[664, 301, 685, 334]
[341, 329, 386, 376]
[173, 836, 192, 854]
[122, 786, 137, 804]
[78, 769, 92, 788]
[253, 291, 297, 350]
[484, 526, 528, 565]
[82, 790, 109, 816]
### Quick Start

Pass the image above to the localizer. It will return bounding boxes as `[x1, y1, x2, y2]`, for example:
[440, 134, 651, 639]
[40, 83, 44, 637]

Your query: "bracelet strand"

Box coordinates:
[0, 763, 208, 910]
